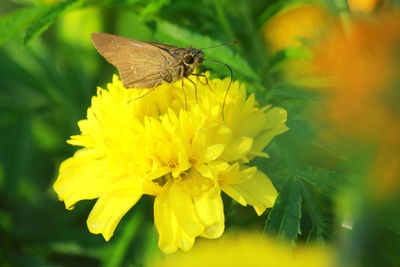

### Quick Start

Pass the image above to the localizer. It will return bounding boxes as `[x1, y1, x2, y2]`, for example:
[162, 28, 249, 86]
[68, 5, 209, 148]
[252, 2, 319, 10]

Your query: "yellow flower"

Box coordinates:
[261, 3, 334, 87]
[152, 232, 335, 267]
[54, 74, 288, 253]
[262, 4, 333, 53]
[348, 0, 381, 14]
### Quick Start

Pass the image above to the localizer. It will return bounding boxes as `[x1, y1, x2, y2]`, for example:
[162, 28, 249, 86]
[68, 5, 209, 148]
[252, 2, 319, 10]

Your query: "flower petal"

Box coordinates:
[169, 180, 204, 238]
[195, 160, 230, 180]
[87, 176, 143, 241]
[250, 107, 289, 159]
[221, 170, 277, 215]
[54, 149, 112, 209]
[219, 164, 256, 185]
[204, 144, 225, 162]
[221, 136, 253, 162]
[154, 181, 195, 253]
[193, 185, 225, 239]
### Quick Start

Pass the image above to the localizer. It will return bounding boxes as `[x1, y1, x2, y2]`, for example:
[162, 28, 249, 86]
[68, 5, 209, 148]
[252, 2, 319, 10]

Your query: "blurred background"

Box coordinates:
[0, 0, 399, 266]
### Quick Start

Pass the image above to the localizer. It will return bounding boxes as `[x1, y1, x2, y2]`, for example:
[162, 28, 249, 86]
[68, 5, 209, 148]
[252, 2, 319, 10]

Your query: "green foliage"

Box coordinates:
[256, 0, 318, 27]
[264, 177, 302, 243]
[0, 0, 399, 266]
[0, 7, 42, 45]
[23, 0, 90, 45]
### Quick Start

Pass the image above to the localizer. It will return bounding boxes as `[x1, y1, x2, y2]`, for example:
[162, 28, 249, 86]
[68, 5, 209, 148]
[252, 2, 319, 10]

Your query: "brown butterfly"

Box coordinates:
[91, 32, 234, 117]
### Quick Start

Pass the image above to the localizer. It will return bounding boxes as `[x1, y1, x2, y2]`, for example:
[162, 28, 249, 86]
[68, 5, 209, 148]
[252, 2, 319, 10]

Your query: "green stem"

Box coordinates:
[333, 0, 352, 34]
[213, 0, 237, 45]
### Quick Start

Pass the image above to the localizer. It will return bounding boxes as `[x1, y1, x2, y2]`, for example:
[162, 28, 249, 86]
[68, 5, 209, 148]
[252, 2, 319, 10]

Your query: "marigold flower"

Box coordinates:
[153, 232, 335, 267]
[348, 0, 381, 14]
[261, 3, 334, 87]
[53, 74, 288, 253]
[313, 12, 400, 140]
[262, 4, 333, 53]
[313, 12, 400, 197]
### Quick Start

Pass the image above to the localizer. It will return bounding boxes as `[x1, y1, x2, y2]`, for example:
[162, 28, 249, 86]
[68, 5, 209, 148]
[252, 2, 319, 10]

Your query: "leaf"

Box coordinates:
[32, 116, 63, 152]
[268, 46, 312, 67]
[139, 0, 170, 19]
[300, 181, 330, 242]
[257, 0, 318, 28]
[264, 177, 302, 244]
[0, 116, 32, 195]
[0, 7, 43, 46]
[154, 20, 259, 81]
[266, 85, 321, 99]
[101, 211, 143, 267]
[23, 0, 89, 45]
[299, 166, 343, 196]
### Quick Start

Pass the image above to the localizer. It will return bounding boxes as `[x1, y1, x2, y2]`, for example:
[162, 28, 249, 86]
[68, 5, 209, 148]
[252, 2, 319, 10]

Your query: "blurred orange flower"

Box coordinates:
[313, 11, 400, 140]
[313, 11, 400, 196]
[348, 0, 382, 13]
[369, 126, 400, 196]
[262, 4, 333, 53]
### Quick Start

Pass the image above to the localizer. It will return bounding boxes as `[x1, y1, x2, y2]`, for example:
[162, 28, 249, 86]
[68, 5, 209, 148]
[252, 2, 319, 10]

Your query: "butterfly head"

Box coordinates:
[183, 48, 204, 68]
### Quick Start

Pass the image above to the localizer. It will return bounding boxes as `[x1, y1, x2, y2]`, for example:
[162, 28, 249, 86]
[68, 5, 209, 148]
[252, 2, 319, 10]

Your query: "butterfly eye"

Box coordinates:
[184, 54, 195, 64]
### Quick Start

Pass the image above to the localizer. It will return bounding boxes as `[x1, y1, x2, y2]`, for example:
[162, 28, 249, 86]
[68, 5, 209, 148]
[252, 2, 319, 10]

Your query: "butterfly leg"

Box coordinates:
[134, 79, 162, 101]
[185, 77, 198, 103]
[179, 67, 188, 110]
[191, 73, 213, 93]
[191, 73, 207, 85]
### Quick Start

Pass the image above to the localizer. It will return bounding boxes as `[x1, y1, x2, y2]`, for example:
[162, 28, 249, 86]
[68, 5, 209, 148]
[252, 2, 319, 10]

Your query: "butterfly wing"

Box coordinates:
[149, 42, 179, 51]
[91, 33, 175, 88]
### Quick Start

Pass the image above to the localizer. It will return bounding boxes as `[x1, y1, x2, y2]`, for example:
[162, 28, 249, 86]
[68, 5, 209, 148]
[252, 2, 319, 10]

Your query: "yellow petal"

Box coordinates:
[53, 148, 111, 209]
[193, 185, 225, 239]
[143, 180, 162, 196]
[213, 126, 233, 145]
[87, 176, 143, 241]
[67, 134, 94, 147]
[194, 161, 230, 180]
[146, 166, 171, 181]
[194, 163, 214, 179]
[221, 136, 253, 162]
[219, 164, 256, 185]
[221, 185, 247, 206]
[154, 182, 178, 253]
[169, 181, 204, 238]
[203, 144, 225, 162]
[222, 170, 277, 215]
[250, 107, 288, 159]
[154, 181, 195, 253]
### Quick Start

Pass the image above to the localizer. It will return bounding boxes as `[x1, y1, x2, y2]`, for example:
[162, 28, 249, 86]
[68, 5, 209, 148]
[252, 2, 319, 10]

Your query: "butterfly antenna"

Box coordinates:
[200, 40, 239, 50]
[204, 59, 233, 121]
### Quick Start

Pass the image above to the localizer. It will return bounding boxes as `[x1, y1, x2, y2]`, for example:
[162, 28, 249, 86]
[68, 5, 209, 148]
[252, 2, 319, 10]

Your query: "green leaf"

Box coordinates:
[257, 0, 320, 28]
[23, 0, 89, 45]
[264, 177, 302, 244]
[300, 181, 330, 242]
[266, 85, 321, 99]
[299, 166, 343, 196]
[154, 20, 259, 81]
[32, 116, 63, 152]
[102, 211, 143, 267]
[0, 7, 43, 46]
[268, 46, 313, 67]
[139, 0, 170, 19]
